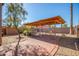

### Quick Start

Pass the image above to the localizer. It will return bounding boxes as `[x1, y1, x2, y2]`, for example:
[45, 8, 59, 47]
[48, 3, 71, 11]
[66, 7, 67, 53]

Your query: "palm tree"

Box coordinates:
[70, 3, 74, 34]
[5, 3, 28, 55]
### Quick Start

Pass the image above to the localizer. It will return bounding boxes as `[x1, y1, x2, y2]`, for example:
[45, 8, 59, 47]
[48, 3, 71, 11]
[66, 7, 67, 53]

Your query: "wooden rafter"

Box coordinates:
[24, 16, 65, 26]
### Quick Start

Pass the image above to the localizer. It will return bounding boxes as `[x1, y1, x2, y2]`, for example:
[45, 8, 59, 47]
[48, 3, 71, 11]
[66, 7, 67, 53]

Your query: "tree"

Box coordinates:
[0, 4, 2, 46]
[0, 4, 3, 46]
[70, 3, 74, 34]
[5, 3, 28, 55]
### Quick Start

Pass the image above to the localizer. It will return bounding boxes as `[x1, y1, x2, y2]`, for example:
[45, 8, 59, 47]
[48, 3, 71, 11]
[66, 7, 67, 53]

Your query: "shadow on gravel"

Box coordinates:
[29, 34, 79, 50]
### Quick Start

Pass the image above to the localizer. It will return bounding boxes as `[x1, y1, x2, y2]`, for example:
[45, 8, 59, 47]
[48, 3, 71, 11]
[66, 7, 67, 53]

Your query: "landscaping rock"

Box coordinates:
[5, 50, 13, 56]
[0, 44, 49, 56]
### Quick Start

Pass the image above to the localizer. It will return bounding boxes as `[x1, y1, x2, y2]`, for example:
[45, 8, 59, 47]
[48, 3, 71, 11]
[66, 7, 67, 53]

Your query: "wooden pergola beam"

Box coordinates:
[24, 16, 65, 26]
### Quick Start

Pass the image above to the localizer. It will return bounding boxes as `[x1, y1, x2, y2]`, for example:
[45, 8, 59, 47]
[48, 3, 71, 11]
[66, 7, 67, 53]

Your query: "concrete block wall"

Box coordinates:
[52, 28, 70, 34]
[6, 27, 18, 35]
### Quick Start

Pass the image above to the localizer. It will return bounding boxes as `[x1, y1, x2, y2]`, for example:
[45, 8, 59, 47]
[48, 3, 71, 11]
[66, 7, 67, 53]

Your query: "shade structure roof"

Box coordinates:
[24, 16, 65, 26]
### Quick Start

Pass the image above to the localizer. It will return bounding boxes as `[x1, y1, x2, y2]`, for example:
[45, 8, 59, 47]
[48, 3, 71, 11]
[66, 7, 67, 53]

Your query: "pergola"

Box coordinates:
[24, 16, 65, 26]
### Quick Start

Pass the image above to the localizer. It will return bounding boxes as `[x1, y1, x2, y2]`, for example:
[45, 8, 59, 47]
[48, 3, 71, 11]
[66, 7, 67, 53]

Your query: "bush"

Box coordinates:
[23, 28, 32, 36]
[26, 32, 31, 36]
[23, 30, 27, 36]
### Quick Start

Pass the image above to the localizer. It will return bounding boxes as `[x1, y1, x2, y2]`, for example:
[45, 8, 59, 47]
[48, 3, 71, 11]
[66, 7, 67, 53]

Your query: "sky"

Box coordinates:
[2, 3, 79, 27]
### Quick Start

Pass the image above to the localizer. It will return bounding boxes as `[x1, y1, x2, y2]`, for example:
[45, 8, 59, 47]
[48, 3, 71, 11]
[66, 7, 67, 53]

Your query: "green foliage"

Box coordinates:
[23, 27, 32, 36]
[4, 3, 28, 28]
[23, 30, 27, 35]
[3, 3, 28, 56]
[61, 23, 68, 28]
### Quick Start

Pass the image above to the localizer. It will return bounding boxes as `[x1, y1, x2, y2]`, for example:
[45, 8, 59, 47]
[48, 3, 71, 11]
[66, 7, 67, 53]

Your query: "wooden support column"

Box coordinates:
[54, 24, 56, 35]
[61, 24, 63, 28]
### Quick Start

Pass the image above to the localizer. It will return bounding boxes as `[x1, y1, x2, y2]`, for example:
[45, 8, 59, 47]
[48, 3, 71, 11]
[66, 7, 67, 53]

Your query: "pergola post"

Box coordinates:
[61, 24, 62, 28]
[54, 24, 56, 35]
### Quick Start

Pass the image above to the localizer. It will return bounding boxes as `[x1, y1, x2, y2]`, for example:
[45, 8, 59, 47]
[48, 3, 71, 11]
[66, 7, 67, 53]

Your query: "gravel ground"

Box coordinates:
[2, 34, 59, 56]
[2, 34, 79, 56]
[55, 36, 79, 56]
[0, 44, 49, 56]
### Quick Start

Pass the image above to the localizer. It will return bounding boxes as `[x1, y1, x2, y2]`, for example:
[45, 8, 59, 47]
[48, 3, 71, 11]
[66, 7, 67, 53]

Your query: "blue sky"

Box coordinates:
[3, 3, 79, 27]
